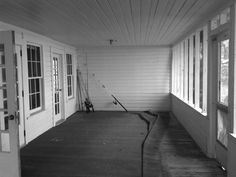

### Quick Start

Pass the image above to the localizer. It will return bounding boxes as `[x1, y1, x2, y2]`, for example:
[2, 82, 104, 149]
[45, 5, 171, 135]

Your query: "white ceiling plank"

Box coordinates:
[162, 0, 207, 44]
[130, 0, 142, 45]
[163, 0, 225, 44]
[106, 0, 131, 45]
[150, 0, 177, 44]
[119, 0, 136, 45]
[158, 0, 197, 42]
[146, 0, 169, 45]
[140, 0, 152, 45]
[156, 0, 188, 42]
[0, 0, 230, 47]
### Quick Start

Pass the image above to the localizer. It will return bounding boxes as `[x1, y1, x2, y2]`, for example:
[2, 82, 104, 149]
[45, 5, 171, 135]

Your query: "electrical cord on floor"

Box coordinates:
[136, 111, 158, 177]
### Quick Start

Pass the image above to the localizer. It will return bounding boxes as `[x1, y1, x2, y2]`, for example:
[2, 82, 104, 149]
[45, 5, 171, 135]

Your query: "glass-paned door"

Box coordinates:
[213, 31, 230, 168]
[52, 53, 63, 124]
[0, 31, 20, 177]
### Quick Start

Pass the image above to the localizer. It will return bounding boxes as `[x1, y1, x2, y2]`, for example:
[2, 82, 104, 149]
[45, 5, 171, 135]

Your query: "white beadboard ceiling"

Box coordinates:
[0, 0, 231, 47]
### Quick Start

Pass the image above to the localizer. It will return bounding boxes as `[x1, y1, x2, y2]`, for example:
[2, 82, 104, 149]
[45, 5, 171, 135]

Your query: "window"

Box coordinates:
[172, 26, 208, 114]
[193, 35, 196, 105]
[66, 54, 73, 98]
[211, 8, 230, 31]
[219, 39, 229, 106]
[27, 45, 43, 112]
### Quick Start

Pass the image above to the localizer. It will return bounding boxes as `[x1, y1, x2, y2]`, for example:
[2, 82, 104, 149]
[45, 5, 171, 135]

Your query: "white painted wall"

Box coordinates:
[0, 21, 77, 144]
[78, 46, 171, 111]
[228, 134, 236, 177]
[171, 95, 209, 154]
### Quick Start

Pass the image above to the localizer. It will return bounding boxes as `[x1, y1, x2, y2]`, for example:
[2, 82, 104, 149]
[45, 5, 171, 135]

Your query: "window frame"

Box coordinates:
[66, 53, 74, 99]
[27, 43, 44, 114]
[171, 25, 208, 115]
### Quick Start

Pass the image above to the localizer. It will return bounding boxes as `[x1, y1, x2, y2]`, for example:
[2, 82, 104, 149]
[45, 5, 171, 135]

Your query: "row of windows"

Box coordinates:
[27, 44, 74, 112]
[172, 26, 208, 114]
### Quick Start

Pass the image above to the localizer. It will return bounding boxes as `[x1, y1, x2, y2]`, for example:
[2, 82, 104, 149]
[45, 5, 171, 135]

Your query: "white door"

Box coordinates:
[52, 53, 64, 125]
[15, 45, 25, 147]
[212, 31, 230, 168]
[0, 31, 21, 177]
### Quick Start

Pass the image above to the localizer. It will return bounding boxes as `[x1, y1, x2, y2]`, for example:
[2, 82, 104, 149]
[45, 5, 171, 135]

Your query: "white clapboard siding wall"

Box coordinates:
[0, 21, 77, 144]
[79, 47, 171, 111]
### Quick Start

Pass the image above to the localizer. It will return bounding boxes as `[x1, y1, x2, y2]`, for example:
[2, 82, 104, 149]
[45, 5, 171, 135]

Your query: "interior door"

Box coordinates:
[15, 45, 25, 147]
[0, 31, 21, 177]
[213, 31, 230, 168]
[52, 53, 63, 125]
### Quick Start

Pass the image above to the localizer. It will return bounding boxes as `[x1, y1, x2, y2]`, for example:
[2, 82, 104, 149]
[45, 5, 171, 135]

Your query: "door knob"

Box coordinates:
[6, 114, 14, 120]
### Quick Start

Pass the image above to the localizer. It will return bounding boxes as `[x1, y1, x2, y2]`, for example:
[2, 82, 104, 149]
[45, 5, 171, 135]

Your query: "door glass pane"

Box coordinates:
[217, 109, 228, 147]
[219, 39, 229, 105]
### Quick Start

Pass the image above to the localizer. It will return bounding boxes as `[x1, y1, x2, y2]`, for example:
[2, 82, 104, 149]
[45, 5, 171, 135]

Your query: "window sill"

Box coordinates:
[28, 108, 44, 118]
[67, 96, 75, 101]
[171, 93, 207, 117]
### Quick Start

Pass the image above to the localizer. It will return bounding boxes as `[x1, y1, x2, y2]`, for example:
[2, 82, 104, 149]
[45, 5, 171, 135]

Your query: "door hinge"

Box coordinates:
[22, 90, 24, 97]
[20, 50, 22, 57]
[24, 130, 26, 137]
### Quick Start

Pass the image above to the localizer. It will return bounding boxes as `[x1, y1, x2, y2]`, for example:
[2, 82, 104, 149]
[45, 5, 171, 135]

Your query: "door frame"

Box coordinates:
[209, 29, 231, 168]
[50, 48, 65, 126]
[15, 44, 26, 147]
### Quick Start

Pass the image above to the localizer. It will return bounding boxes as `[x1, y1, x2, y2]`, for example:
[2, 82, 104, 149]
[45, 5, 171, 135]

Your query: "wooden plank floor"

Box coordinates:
[21, 111, 226, 177]
[21, 112, 147, 177]
[144, 112, 227, 177]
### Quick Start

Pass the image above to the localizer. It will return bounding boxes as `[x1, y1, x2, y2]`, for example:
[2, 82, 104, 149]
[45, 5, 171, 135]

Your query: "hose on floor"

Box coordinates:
[135, 111, 158, 177]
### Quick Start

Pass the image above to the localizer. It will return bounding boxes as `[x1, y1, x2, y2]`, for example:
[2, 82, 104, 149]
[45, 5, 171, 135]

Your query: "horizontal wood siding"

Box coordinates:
[171, 95, 209, 154]
[79, 47, 171, 111]
[0, 21, 77, 143]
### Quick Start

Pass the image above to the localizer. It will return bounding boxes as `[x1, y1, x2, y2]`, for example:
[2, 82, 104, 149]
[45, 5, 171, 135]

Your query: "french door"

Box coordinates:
[213, 31, 230, 168]
[0, 31, 21, 176]
[52, 53, 64, 125]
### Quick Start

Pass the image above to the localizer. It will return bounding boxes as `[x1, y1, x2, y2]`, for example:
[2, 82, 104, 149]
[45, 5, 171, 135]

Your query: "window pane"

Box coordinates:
[37, 62, 41, 76]
[36, 47, 40, 61]
[31, 79, 36, 93]
[35, 79, 40, 92]
[36, 93, 40, 107]
[199, 31, 204, 109]
[29, 95, 32, 110]
[27, 47, 31, 61]
[55, 104, 57, 114]
[31, 94, 36, 109]
[67, 65, 70, 75]
[187, 39, 190, 101]
[28, 61, 32, 77]
[67, 76, 71, 85]
[32, 47, 35, 61]
[220, 8, 230, 25]
[211, 15, 220, 30]
[2, 68, 6, 82]
[217, 110, 228, 147]
[193, 35, 196, 104]
[219, 39, 229, 105]
[3, 88, 7, 98]
[32, 62, 37, 77]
